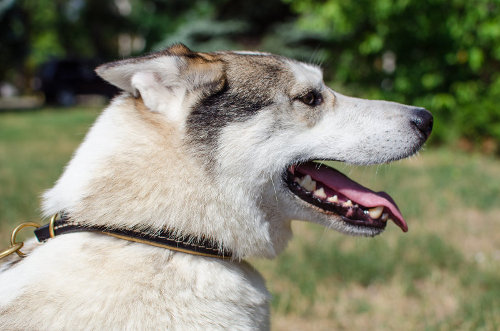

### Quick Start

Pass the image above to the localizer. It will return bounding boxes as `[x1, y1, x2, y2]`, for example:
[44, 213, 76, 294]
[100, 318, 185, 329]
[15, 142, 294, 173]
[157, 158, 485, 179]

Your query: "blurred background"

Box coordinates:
[0, 0, 499, 330]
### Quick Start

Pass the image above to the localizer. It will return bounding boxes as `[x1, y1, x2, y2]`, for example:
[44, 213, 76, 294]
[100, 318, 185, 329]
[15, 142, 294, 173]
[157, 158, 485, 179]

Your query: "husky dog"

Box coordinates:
[0, 44, 432, 330]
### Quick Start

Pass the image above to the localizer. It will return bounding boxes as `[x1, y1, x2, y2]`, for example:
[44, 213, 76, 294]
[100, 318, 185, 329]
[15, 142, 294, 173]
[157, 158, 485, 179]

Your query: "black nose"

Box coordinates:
[411, 107, 433, 139]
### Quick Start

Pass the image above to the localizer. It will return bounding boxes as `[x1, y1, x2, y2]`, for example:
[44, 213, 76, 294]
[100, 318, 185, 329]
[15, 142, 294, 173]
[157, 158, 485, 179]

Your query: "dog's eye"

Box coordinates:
[299, 91, 323, 106]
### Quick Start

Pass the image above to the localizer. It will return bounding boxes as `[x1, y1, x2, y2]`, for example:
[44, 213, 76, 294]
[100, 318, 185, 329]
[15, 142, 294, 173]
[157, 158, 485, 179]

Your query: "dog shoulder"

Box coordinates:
[0, 233, 270, 330]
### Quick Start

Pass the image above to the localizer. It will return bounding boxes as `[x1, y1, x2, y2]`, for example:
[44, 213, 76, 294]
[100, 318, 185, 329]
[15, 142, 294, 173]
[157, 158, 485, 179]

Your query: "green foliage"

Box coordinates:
[21, 0, 65, 69]
[0, 0, 129, 83]
[154, 19, 249, 52]
[1, 0, 500, 150]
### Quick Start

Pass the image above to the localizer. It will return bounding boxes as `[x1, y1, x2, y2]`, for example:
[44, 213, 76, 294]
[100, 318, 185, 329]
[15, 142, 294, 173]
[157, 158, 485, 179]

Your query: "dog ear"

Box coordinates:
[96, 44, 225, 119]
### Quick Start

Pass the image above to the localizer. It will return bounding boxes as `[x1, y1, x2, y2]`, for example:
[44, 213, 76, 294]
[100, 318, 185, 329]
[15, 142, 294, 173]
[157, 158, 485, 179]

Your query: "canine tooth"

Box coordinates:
[301, 175, 316, 192]
[381, 213, 389, 221]
[313, 187, 327, 199]
[344, 200, 353, 207]
[368, 206, 384, 219]
[327, 195, 338, 203]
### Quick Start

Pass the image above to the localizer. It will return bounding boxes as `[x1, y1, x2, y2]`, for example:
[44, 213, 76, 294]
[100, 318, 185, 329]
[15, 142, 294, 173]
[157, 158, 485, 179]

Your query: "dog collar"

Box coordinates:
[34, 214, 232, 260]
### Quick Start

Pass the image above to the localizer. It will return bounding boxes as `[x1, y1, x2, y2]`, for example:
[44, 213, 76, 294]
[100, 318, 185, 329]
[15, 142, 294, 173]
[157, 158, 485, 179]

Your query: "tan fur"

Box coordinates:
[0, 45, 431, 330]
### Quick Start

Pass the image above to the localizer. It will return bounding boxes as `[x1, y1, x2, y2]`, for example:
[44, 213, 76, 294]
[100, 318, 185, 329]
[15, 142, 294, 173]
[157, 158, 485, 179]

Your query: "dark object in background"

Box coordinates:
[38, 59, 119, 106]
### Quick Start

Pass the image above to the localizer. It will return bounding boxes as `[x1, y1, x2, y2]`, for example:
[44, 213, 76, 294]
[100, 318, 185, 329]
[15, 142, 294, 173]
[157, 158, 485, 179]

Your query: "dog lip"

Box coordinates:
[285, 161, 408, 232]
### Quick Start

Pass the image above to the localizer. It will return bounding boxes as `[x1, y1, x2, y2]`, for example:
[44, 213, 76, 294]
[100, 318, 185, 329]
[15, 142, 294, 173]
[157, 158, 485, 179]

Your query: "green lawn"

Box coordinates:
[1, 107, 499, 330]
[0, 107, 100, 240]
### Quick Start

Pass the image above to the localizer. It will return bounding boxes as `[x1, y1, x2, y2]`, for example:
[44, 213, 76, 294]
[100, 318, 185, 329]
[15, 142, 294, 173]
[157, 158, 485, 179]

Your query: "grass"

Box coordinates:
[1, 107, 499, 330]
[0, 107, 100, 241]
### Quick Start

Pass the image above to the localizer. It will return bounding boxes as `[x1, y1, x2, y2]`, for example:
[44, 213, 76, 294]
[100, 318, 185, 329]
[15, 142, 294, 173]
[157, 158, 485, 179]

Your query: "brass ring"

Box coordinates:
[49, 213, 58, 238]
[10, 222, 41, 257]
[0, 242, 23, 259]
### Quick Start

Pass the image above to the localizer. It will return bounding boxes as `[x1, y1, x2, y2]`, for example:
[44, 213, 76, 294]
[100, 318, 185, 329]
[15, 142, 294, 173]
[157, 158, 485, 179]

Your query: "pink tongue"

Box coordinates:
[296, 163, 408, 232]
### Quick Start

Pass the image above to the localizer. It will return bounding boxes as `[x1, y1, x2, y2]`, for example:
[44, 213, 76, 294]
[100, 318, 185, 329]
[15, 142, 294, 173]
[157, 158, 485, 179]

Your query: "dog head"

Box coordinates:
[44, 44, 432, 259]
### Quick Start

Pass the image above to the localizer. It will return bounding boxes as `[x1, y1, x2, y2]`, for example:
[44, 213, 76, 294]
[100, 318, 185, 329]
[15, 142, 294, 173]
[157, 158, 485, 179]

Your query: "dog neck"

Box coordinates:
[41, 96, 291, 260]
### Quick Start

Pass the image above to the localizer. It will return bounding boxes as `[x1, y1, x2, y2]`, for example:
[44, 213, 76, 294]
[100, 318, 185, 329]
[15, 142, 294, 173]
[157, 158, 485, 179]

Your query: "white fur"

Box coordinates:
[286, 60, 323, 87]
[95, 57, 179, 94]
[0, 48, 429, 330]
[131, 71, 188, 124]
[42, 97, 128, 216]
[0, 235, 269, 330]
[231, 51, 272, 56]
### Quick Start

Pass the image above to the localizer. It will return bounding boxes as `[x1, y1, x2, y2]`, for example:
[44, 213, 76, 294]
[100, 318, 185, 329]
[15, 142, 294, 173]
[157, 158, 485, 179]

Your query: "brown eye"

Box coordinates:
[299, 91, 323, 106]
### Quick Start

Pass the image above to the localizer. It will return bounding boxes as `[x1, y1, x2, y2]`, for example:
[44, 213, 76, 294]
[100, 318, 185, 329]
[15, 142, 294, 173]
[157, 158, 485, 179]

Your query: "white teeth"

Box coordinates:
[300, 175, 317, 192]
[381, 213, 389, 222]
[327, 195, 338, 203]
[313, 187, 327, 199]
[368, 206, 384, 219]
[344, 200, 353, 207]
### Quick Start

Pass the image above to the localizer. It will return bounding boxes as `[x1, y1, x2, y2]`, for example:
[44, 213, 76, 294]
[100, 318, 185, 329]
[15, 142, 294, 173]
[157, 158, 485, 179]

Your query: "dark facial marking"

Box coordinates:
[185, 56, 292, 168]
[186, 81, 273, 167]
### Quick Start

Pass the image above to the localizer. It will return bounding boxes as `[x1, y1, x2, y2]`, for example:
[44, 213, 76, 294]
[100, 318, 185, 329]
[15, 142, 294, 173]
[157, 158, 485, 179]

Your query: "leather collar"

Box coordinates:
[34, 215, 232, 260]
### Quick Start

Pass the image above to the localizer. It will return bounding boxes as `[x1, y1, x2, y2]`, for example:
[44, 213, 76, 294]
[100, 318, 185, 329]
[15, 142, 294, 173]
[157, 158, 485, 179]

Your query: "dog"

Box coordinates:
[0, 44, 432, 330]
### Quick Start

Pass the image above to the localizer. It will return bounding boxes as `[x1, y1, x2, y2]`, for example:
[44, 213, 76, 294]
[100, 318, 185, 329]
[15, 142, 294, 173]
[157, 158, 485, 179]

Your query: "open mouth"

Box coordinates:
[284, 161, 408, 232]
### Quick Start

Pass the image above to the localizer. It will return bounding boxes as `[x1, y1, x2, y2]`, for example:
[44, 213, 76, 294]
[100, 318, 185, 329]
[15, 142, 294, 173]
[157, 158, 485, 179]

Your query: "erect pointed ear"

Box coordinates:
[95, 44, 225, 120]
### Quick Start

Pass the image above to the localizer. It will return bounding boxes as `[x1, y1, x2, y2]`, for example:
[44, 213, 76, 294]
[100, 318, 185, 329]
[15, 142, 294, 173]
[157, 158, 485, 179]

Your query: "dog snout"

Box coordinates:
[410, 107, 433, 140]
